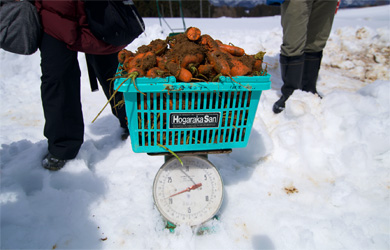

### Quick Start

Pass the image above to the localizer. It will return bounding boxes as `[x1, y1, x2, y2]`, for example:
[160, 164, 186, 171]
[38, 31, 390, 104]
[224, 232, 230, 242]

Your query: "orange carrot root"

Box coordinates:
[230, 60, 251, 76]
[219, 44, 245, 57]
[117, 49, 133, 64]
[180, 53, 204, 69]
[186, 27, 201, 41]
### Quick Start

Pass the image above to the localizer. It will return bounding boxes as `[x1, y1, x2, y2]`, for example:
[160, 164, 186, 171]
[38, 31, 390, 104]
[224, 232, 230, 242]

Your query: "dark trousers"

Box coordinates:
[39, 33, 127, 160]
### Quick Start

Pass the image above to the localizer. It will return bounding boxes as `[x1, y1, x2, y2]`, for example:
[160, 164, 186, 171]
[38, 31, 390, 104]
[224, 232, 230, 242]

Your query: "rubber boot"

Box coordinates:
[273, 54, 305, 114]
[302, 51, 322, 95]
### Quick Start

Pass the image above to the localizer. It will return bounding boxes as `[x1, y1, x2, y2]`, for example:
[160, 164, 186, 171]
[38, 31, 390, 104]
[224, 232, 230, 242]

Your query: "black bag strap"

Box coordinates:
[86, 57, 99, 92]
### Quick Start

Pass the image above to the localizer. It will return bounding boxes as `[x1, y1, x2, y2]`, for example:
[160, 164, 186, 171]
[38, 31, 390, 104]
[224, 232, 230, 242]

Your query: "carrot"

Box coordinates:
[127, 52, 145, 70]
[198, 64, 215, 76]
[253, 59, 263, 72]
[198, 64, 217, 80]
[186, 27, 201, 41]
[127, 67, 145, 77]
[219, 44, 245, 57]
[116, 28, 262, 85]
[127, 51, 157, 72]
[123, 56, 134, 71]
[156, 56, 164, 69]
[230, 59, 251, 76]
[126, 67, 145, 95]
[157, 56, 176, 70]
[139, 51, 157, 71]
[136, 39, 166, 55]
[180, 54, 197, 68]
[180, 53, 204, 69]
[206, 50, 230, 76]
[146, 67, 166, 78]
[200, 35, 219, 51]
[176, 68, 192, 82]
[166, 62, 192, 82]
[146, 67, 159, 77]
[150, 39, 168, 55]
[117, 49, 133, 64]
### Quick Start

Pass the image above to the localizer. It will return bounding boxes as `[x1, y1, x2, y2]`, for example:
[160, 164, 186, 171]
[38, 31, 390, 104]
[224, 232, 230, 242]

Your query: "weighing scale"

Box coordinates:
[149, 150, 230, 228]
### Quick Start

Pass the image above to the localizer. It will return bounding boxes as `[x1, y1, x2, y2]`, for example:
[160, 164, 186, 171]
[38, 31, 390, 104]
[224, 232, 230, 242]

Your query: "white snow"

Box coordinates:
[1, 5, 389, 250]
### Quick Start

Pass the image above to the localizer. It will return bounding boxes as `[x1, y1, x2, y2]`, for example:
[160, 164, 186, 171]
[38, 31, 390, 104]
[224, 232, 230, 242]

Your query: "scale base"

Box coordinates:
[165, 215, 220, 235]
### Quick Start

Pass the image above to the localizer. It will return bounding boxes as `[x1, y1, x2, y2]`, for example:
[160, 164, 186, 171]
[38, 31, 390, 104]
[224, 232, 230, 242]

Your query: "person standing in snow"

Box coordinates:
[35, 1, 134, 170]
[269, 0, 339, 113]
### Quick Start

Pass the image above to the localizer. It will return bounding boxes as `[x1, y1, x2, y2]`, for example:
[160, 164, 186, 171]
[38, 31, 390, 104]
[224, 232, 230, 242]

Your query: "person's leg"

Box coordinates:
[302, 51, 322, 94]
[40, 33, 84, 163]
[273, 54, 305, 114]
[280, 0, 312, 57]
[273, 0, 312, 114]
[304, 0, 338, 54]
[302, 0, 337, 94]
[85, 53, 128, 137]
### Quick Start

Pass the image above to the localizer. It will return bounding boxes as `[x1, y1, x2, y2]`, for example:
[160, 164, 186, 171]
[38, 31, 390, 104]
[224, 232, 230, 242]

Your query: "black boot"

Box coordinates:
[273, 95, 289, 114]
[121, 126, 130, 141]
[273, 54, 305, 114]
[302, 51, 322, 95]
[42, 153, 67, 171]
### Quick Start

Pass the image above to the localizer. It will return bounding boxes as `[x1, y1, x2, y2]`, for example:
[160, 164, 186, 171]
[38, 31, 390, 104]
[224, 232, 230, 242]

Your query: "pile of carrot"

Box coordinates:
[116, 27, 267, 83]
[98, 27, 269, 147]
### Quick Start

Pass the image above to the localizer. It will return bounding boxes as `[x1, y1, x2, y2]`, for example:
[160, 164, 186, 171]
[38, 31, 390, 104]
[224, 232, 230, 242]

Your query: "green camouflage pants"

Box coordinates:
[280, 0, 338, 57]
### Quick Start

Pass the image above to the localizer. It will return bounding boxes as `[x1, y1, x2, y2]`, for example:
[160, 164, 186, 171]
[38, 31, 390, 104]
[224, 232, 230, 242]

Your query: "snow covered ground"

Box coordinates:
[1, 5, 389, 250]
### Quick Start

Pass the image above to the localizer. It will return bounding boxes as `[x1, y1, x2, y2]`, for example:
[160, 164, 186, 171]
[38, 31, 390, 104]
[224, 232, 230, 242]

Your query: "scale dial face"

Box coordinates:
[153, 155, 224, 226]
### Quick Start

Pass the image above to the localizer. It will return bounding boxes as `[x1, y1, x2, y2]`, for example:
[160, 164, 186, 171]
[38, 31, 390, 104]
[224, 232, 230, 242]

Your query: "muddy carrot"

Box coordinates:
[157, 56, 169, 70]
[253, 59, 263, 72]
[128, 51, 157, 72]
[127, 52, 146, 70]
[166, 62, 192, 82]
[152, 41, 168, 55]
[198, 64, 216, 80]
[198, 64, 214, 75]
[176, 68, 192, 82]
[140, 51, 156, 71]
[180, 53, 204, 69]
[200, 35, 219, 51]
[118, 49, 133, 64]
[219, 44, 245, 57]
[230, 59, 251, 76]
[207, 50, 230, 76]
[186, 27, 201, 41]
[146, 67, 166, 78]
[123, 56, 134, 71]
[215, 40, 223, 46]
[127, 67, 146, 95]
[127, 67, 145, 77]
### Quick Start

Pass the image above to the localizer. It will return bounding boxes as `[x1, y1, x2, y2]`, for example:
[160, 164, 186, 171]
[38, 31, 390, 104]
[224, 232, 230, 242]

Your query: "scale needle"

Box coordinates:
[169, 183, 202, 198]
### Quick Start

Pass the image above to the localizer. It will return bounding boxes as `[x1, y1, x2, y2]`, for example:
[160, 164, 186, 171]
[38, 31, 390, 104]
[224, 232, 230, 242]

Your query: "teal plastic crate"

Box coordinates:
[114, 72, 271, 153]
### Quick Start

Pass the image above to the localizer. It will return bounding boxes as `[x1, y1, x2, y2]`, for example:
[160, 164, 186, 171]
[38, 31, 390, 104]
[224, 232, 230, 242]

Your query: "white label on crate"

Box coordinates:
[169, 112, 220, 129]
